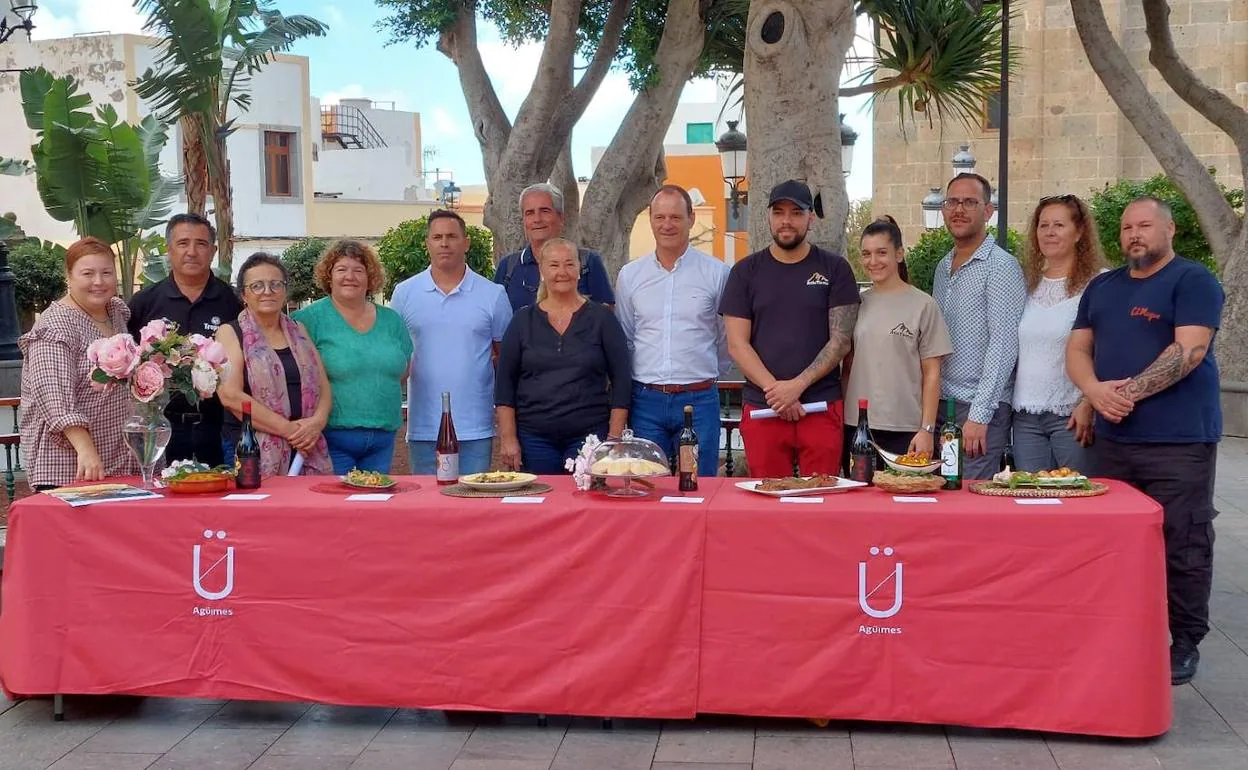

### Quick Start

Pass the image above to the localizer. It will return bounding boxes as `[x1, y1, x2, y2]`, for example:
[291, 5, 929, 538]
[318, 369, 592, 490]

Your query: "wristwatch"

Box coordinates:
[922, 424, 935, 433]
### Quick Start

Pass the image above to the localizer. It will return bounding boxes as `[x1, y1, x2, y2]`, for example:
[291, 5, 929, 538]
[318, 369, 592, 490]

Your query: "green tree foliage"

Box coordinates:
[1087, 173, 1241, 276]
[10, 239, 67, 330]
[377, 0, 746, 91]
[376, 216, 494, 299]
[905, 227, 1023, 295]
[842, 199, 874, 280]
[0, 67, 179, 300]
[281, 237, 330, 304]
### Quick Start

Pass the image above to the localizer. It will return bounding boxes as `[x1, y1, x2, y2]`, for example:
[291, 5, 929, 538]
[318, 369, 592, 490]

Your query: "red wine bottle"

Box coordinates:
[235, 400, 261, 489]
[848, 398, 874, 484]
[678, 405, 698, 491]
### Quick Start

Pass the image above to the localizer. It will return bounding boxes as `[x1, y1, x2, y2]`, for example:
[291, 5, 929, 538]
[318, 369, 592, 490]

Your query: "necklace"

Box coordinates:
[66, 296, 113, 329]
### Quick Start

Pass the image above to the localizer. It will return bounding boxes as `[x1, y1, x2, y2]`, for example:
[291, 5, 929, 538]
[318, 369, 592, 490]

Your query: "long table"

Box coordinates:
[0, 476, 1171, 737]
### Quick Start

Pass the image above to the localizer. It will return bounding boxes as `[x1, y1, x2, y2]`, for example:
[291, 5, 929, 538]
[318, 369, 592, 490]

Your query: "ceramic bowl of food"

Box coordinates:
[874, 444, 943, 474]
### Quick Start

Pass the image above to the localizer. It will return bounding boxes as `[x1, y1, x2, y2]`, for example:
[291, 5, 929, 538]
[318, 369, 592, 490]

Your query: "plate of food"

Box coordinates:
[459, 471, 539, 491]
[990, 467, 1091, 489]
[874, 445, 943, 474]
[341, 469, 398, 490]
[160, 460, 234, 494]
[736, 475, 868, 497]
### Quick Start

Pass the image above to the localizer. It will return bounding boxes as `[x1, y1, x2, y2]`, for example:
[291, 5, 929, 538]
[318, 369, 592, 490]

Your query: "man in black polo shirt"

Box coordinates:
[129, 213, 243, 465]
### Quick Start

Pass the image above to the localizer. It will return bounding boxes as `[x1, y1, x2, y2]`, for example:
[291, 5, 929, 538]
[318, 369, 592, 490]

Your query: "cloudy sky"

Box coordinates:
[29, 0, 874, 199]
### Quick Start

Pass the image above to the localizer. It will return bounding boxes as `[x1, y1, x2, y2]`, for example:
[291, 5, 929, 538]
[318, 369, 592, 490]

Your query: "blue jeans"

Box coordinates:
[518, 424, 609, 475]
[324, 428, 398, 475]
[1011, 409, 1096, 475]
[408, 437, 493, 476]
[629, 384, 721, 477]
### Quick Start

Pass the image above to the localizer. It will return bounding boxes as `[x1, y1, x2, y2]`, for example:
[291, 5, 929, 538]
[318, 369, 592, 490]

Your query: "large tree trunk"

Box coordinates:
[437, 0, 631, 259]
[209, 136, 234, 273]
[742, 0, 856, 255]
[180, 114, 208, 216]
[578, 0, 709, 276]
[552, 137, 580, 238]
[1069, 0, 1247, 381]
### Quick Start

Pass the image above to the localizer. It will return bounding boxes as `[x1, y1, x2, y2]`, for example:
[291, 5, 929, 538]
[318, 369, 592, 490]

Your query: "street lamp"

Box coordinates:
[952, 143, 976, 178]
[0, 0, 37, 362]
[715, 120, 748, 218]
[441, 182, 461, 210]
[921, 187, 945, 230]
[0, 0, 37, 44]
[839, 113, 858, 178]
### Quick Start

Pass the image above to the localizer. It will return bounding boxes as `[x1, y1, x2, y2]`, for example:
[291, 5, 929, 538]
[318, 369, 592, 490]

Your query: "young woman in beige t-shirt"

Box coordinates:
[843, 217, 954, 466]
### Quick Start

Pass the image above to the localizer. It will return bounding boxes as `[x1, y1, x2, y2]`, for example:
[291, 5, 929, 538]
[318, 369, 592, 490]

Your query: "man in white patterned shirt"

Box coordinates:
[615, 185, 730, 477]
[932, 173, 1027, 479]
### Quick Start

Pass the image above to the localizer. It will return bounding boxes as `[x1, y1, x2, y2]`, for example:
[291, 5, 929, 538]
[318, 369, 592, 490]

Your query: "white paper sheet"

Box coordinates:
[501, 497, 545, 504]
[749, 401, 829, 420]
[660, 496, 704, 504]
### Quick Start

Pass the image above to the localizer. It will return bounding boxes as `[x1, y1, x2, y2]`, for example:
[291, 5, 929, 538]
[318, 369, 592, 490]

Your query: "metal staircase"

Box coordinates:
[321, 104, 388, 150]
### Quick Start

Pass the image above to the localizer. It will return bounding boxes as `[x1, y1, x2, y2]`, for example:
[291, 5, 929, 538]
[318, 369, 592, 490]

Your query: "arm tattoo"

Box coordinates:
[1122, 341, 1207, 402]
[798, 304, 859, 384]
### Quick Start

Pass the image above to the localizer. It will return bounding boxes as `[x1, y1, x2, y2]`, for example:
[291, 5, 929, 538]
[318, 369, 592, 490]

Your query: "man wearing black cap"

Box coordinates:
[719, 180, 861, 477]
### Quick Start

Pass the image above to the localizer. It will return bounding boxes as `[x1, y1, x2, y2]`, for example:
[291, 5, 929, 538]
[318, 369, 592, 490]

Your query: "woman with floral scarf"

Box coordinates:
[215, 252, 334, 477]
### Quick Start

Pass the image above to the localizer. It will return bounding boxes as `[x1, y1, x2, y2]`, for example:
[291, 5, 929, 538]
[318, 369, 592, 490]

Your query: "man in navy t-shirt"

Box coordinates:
[1067, 195, 1223, 686]
[720, 180, 861, 476]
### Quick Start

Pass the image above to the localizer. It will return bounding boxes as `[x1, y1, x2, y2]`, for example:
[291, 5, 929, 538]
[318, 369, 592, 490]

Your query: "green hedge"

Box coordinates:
[1088, 173, 1239, 276]
[905, 226, 1023, 294]
[376, 216, 494, 299]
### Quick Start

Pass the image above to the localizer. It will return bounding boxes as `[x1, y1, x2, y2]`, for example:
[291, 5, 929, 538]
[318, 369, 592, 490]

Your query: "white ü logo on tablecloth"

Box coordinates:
[193, 530, 235, 600]
[858, 546, 903, 619]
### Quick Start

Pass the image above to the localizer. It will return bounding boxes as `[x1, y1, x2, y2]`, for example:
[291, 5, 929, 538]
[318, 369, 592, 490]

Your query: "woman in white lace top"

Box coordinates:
[1012, 194, 1105, 473]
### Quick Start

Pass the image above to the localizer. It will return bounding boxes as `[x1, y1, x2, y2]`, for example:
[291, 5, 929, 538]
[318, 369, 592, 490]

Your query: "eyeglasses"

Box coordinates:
[941, 198, 984, 211]
[245, 280, 288, 294]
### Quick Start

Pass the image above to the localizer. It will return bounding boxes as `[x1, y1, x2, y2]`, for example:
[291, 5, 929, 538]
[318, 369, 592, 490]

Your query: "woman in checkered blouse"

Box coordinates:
[19, 238, 139, 489]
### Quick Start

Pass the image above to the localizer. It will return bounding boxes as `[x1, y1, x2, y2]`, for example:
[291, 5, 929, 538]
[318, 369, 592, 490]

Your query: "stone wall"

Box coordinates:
[871, 0, 1248, 249]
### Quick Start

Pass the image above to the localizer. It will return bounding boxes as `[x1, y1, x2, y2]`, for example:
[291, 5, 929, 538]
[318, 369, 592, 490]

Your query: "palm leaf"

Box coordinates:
[851, 0, 1019, 130]
[222, 11, 328, 113]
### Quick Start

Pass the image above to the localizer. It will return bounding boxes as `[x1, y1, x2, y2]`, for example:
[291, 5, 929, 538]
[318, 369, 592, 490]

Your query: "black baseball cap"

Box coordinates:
[767, 180, 814, 211]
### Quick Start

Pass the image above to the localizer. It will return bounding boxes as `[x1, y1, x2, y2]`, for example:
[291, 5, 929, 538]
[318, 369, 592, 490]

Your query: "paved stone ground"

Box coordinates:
[0, 439, 1246, 769]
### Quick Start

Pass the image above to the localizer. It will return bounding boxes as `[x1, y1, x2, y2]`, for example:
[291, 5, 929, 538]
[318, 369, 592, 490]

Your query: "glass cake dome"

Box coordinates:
[588, 429, 670, 497]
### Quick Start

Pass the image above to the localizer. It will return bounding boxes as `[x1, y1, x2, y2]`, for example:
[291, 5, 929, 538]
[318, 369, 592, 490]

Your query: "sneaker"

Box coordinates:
[1171, 644, 1200, 685]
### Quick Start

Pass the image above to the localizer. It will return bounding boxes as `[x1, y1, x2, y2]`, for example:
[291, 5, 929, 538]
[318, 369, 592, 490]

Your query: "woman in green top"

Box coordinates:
[292, 240, 413, 474]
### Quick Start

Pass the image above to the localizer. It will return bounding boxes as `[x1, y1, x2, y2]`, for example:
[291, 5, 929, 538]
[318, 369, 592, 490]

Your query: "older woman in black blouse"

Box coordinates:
[495, 238, 630, 473]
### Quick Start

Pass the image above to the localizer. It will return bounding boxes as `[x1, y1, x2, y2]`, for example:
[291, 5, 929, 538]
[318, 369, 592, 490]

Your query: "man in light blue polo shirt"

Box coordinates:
[390, 209, 513, 474]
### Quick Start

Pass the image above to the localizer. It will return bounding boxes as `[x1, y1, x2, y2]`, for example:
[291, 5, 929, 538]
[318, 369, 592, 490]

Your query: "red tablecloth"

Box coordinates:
[0, 476, 713, 718]
[698, 481, 1171, 737]
[0, 476, 1171, 736]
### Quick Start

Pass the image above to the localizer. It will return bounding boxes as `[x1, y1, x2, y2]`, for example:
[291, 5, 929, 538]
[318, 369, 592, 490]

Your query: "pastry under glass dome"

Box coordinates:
[588, 429, 670, 497]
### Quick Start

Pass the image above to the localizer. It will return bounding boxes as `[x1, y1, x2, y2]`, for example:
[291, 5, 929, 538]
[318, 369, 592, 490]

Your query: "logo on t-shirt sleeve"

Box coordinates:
[806, 272, 829, 286]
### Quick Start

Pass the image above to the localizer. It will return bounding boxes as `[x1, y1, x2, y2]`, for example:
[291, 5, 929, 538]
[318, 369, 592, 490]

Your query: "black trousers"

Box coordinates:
[166, 416, 226, 467]
[1096, 439, 1218, 649]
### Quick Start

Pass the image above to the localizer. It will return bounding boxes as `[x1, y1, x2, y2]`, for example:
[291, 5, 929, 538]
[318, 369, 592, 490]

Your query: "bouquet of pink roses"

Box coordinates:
[87, 318, 229, 404]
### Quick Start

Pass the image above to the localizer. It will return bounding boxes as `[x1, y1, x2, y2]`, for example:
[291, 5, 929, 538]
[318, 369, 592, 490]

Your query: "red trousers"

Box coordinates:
[739, 401, 845, 478]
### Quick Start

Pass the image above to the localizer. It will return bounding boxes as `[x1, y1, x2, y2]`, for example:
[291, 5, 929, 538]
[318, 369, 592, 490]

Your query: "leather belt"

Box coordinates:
[637, 379, 715, 394]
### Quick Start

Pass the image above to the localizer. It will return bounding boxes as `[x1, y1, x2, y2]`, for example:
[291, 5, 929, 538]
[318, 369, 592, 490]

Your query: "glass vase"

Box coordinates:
[122, 391, 173, 488]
